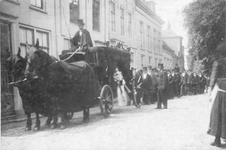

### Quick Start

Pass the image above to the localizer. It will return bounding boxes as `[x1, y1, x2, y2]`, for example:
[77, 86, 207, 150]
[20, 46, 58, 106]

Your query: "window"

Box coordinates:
[19, 26, 49, 53]
[154, 29, 156, 52]
[141, 54, 144, 67]
[120, 7, 124, 35]
[130, 52, 134, 67]
[128, 13, 132, 38]
[149, 57, 152, 66]
[64, 39, 71, 50]
[19, 27, 34, 54]
[70, 0, 79, 24]
[155, 58, 158, 67]
[30, 0, 43, 9]
[158, 40, 160, 54]
[93, 0, 100, 31]
[147, 26, 150, 51]
[111, 1, 116, 32]
[36, 31, 49, 53]
[140, 21, 143, 48]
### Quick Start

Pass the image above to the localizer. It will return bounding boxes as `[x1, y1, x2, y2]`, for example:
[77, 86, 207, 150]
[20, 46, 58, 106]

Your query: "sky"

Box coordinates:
[151, 0, 194, 50]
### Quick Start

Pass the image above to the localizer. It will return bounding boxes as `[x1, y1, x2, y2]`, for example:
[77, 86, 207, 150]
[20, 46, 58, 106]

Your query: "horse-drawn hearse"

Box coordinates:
[7, 40, 138, 130]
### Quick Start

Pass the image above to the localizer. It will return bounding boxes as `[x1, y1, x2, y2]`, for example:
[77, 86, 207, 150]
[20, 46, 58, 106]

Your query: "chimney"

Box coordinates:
[145, 1, 156, 13]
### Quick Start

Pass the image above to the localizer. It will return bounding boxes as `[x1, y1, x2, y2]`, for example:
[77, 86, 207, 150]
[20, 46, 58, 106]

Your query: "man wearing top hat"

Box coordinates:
[141, 66, 153, 105]
[71, 19, 93, 51]
[156, 63, 168, 109]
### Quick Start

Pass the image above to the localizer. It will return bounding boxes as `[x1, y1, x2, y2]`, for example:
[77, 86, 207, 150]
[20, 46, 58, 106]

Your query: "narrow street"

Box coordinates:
[1, 94, 225, 150]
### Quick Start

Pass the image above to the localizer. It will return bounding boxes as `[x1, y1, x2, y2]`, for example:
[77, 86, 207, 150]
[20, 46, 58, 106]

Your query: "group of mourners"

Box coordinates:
[117, 63, 209, 108]
[114, 41, 226, 147]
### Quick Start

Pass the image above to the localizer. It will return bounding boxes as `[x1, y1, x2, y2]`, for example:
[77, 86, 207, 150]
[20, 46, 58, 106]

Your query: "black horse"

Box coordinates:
[5, 47, 52, 131]
[25, 40, 97, 129]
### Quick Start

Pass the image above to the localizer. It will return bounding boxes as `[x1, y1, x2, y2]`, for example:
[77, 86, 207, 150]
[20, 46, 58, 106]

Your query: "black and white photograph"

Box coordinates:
[1, 0, 226, 149]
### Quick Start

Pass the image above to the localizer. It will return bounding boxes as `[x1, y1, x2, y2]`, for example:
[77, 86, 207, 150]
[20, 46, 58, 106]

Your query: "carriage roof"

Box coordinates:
[88, 46, 131, 62]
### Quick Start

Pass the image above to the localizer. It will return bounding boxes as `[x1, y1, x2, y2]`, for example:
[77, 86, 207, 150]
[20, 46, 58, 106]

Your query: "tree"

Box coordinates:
[183, 0, 226, 74]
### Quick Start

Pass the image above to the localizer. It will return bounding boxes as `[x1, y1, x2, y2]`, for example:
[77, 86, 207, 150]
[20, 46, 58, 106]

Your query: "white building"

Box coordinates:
[162, 23, 185, 71]
[1, 0, 165, 117]
[134, 0, 164, 69]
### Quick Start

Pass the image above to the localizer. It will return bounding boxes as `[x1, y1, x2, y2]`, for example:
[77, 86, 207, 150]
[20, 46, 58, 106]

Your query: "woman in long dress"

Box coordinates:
[114, 67, 128, 106]
[208, 43, 226, 147]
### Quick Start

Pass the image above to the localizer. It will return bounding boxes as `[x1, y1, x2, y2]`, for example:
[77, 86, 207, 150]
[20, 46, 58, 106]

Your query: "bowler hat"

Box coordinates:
[77, 19, 85, 25]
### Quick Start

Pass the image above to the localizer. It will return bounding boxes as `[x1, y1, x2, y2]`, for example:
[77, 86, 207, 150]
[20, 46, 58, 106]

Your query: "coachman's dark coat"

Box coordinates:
[71, 29, 93, 48]
[157, 70, 168, 108]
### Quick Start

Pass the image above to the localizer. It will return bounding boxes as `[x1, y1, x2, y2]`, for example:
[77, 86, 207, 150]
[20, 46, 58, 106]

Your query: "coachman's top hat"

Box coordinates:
[77, 19, 85, 25]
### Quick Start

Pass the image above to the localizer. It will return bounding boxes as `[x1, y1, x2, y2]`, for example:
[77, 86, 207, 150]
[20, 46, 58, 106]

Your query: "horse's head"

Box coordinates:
[25, 39, 55, 79]
[5, 47, 27, 81]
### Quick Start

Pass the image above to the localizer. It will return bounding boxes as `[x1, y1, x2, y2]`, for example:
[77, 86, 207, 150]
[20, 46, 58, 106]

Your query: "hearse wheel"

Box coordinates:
[99, 85, 114, 118]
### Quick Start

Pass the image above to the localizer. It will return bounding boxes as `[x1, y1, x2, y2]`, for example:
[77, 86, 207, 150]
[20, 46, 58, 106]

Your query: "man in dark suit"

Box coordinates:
[167, 71, 174, 99]
[180, 71, 188, 96]
[193, 72, 199, 95]
[71, 19, 93, 51]
[142, 67, 153, 105]
[148, 66, 157, 103]
[187, 71, 194, 95]
[156, 63, 168, 109]
[133, 69, 143, 106]
[174, 64, 180, 73]
[199, 73, 206, 94]
[174, 71, 181, 98]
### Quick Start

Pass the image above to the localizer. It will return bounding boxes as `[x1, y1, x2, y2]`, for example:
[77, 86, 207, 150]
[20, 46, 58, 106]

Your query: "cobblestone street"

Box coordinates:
[1, 94, 226, 150]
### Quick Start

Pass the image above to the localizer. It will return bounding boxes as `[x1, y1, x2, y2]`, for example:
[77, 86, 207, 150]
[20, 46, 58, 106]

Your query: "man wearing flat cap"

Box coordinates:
[71, 19, 93, 51]
[156, 63, 168, 109]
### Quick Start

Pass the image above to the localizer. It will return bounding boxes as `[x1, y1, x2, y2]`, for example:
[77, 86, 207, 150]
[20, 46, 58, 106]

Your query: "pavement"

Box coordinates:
[1, 93, 226, 150]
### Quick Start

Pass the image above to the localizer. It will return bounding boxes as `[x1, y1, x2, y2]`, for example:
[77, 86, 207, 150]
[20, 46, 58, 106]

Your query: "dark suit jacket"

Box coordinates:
[188, 73, 194, 84]
[133, 70, 143, 92]
[71, 29, 93, 48]
[180, 73, 188, 85]
[142, 74, 153, 91]
[193, 75, 199, 85]
[157, 70, 168, 90]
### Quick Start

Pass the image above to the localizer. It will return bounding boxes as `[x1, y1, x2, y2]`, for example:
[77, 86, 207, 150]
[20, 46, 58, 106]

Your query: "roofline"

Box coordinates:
[135, 0, 165, 25]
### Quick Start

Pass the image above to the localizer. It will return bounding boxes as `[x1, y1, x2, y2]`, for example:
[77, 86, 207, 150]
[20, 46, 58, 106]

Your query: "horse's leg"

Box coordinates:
[60, 112, 66, 129]
[34, 113, 41, 131]
[86, 108, 90, 122]
[82, 107, 90, 123]
[82, 108, 87, 122]
[45, 114, 52, 126]
[50, 111, 58, 129]
[25, 113, 32, 131]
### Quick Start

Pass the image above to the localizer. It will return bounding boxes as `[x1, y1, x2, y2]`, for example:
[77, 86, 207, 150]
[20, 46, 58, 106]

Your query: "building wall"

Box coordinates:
[163, 49, 173, 70]
[0, 0, 165, 115]
[134, 0, 164, 70]
[163, 36, 184, 71]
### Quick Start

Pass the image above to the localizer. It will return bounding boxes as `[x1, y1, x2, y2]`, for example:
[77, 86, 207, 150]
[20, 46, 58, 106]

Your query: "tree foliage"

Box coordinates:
[183, 0, 226, 74]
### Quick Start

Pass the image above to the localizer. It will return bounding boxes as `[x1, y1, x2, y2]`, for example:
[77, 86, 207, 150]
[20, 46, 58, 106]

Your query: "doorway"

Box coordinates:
[1, 20, 15, 117]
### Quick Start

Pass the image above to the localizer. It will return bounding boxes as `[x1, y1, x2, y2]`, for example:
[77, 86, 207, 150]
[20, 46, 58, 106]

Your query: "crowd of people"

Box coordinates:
[70, 18, 225, 147]
[128, 63, 209, 107]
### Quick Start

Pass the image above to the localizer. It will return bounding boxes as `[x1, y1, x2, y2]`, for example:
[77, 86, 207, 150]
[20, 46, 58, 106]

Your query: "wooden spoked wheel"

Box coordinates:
[99, 85, 114, 118]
